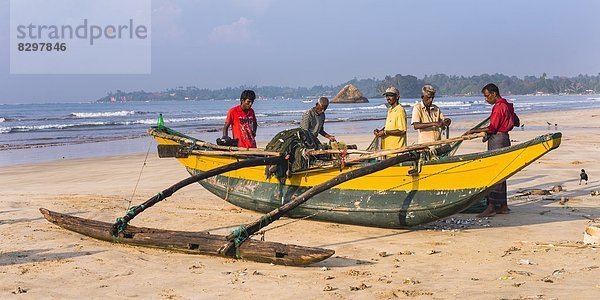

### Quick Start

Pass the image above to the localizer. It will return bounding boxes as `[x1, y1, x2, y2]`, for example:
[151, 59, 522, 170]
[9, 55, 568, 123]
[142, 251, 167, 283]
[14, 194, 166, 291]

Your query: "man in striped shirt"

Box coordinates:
[411, 85, 451, 143]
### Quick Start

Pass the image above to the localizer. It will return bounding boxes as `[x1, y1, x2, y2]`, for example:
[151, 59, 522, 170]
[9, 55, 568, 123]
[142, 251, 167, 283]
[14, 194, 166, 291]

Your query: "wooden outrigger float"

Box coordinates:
[40, 123, 561, 266]
[40, 208, 334, 266]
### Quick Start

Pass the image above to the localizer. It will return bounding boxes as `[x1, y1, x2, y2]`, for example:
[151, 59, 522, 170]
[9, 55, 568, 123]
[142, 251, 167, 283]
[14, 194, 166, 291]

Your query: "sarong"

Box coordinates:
[487, 132, 511, 206]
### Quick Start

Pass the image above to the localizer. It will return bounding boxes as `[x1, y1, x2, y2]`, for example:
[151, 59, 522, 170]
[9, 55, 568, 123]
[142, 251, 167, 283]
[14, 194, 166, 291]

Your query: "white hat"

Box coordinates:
[382, 87, 400, 96]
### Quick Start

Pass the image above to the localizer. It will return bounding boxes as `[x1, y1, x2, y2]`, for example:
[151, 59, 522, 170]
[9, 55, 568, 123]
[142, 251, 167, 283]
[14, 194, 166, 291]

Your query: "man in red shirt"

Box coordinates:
[222, 90, 258, 148]
[466, 83, 517, 217]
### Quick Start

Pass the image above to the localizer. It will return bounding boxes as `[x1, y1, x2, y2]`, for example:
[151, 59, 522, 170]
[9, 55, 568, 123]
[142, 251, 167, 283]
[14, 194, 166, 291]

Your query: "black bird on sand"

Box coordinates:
[546, 121, 552, 125]
[580, 169, 588, 185]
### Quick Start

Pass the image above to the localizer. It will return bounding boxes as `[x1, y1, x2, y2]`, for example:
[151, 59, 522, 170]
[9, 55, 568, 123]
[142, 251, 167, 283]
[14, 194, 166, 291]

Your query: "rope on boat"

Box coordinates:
[113, 204, 146, 237]
[91, 137, 154, 229]
[112, 195, 156, 238]
[229, 215, 272, 255]
[127, 138, 154, 209]
[230, 224, 249, 258]
[484, 138, 536, 189]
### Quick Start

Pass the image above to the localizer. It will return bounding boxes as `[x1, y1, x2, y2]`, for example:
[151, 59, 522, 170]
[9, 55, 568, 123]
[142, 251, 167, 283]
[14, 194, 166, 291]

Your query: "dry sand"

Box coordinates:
[1, 108, 600, 299]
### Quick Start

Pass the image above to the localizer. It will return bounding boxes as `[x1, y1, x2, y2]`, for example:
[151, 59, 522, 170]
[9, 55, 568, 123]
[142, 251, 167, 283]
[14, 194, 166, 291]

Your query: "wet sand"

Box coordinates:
[1, 108, 599, 299]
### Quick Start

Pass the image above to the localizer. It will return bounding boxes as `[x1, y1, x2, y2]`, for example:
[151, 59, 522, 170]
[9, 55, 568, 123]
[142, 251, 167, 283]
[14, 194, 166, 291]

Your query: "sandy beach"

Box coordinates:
[1, 108, 599, 299]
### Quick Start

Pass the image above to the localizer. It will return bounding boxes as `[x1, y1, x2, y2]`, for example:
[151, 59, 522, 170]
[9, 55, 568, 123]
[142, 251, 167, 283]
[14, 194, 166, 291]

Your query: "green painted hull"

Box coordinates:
[190, 169, 487, 228]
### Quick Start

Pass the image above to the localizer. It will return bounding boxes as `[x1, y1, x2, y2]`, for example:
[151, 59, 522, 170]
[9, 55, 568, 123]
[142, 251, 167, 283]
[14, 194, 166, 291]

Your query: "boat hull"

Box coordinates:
[153, 129, 561, 228]
[196, 172, 489, 228]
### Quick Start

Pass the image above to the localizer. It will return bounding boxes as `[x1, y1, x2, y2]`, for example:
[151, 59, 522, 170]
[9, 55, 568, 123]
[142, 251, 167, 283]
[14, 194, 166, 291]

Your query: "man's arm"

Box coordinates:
[300, 111, 310, 131]
[413, 121, 444, 130]
[379, 128, 406, 136]
[252, 115, 257, 137]
[466, 105, 504, 135]
[319, 129, 336, 141]
[223, 108, 233, 137]
[223, 122, 230, 137]
[376, 110, 408, 137]
[439, 111, 451, 127]
[412, 106, 446, 129]
[464, 127, 488, 135]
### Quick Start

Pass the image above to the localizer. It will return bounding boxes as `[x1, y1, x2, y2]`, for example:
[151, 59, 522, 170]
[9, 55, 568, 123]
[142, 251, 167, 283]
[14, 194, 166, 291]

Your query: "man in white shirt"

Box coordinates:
[411, 85, 451, 144]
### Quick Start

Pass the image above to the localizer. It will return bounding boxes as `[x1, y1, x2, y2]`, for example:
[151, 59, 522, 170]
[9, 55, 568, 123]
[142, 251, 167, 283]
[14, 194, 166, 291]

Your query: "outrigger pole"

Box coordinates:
[109, 155, 286, 237]
[219, 150, 423, 256]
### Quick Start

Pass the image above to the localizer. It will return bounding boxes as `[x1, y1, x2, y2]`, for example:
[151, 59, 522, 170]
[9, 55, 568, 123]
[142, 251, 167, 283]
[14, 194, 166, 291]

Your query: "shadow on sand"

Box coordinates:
[311, 255, 375, 268]
[2, 210, 89, 225]
[0, 216, 45, 225]
[296, 180, 600, 260]
[0, 248, 105, 267]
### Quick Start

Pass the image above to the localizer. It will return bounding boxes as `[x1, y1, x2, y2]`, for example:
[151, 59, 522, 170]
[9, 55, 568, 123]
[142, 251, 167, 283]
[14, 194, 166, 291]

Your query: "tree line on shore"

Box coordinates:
[97, 73, 600, 102]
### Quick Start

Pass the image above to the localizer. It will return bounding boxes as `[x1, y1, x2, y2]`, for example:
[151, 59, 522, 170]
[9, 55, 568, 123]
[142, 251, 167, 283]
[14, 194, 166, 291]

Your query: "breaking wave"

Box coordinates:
[0, 115, 229, 134]
[70, 110, 138, 118]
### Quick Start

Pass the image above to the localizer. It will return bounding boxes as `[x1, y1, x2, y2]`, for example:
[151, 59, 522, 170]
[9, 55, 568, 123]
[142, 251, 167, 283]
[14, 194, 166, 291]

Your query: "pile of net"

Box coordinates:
[263, 128, 328, 181]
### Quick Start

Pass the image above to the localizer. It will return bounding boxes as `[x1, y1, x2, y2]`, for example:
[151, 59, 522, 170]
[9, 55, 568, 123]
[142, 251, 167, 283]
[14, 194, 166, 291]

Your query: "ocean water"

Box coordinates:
[1, 95, 599, 166]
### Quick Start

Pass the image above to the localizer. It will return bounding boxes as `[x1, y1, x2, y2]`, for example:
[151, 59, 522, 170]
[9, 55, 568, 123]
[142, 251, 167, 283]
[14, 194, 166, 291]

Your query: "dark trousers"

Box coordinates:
[487, 133, 511, 206]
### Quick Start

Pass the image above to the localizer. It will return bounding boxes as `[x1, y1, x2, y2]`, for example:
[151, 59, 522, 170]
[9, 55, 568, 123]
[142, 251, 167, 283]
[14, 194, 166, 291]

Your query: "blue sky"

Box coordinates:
[1, 0, 599, 103]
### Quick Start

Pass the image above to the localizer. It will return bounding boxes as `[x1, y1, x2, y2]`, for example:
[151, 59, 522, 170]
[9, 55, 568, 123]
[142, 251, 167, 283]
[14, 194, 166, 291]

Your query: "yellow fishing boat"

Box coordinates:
[149, 126, 562, 228]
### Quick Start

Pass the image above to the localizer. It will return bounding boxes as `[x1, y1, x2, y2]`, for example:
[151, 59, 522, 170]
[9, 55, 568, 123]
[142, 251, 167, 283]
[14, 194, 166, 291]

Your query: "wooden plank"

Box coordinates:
[343, 132, 486, 163]
[149, 128, 273, 153]
[190, 149, 281, 156]
[40, 208, 334, 266]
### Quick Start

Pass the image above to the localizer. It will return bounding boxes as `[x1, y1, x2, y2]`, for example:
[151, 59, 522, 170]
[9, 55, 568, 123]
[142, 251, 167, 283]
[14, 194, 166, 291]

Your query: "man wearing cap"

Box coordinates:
[373, 87, 407, 149]
[411, 85, 451, 144]
[300, 97, 336, 142]
[223, 90, 258, 148]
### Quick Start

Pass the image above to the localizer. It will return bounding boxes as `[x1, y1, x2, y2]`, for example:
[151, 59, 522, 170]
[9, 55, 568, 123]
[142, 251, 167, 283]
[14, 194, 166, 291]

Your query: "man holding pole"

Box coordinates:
[373, 87, 407, 150]
[465, 83, 517, 217]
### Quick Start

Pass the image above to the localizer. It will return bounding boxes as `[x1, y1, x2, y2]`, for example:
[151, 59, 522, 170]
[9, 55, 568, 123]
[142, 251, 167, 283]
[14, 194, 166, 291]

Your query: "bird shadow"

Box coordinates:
[316, 229, 415, 248]
[311, 255, 375, 268]
[507, 174, 549, 186]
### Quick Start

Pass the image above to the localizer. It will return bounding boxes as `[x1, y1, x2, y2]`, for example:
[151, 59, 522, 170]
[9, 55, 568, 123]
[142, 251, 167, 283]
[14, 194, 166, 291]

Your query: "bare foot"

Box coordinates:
[496, 208, 510, 214]
[477, 205, 497, 218]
